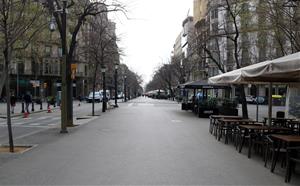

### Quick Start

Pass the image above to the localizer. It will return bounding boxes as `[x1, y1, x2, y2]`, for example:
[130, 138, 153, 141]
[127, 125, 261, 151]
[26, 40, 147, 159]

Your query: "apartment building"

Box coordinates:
[193, 0, 290, 97]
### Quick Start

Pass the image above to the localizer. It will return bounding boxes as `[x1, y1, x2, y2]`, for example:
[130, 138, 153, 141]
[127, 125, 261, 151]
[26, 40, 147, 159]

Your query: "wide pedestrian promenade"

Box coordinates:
[0, 97, 298, 185]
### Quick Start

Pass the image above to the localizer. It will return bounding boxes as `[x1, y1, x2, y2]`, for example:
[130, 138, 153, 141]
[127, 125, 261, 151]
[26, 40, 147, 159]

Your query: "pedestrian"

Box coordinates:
[24, 92, 32, 113]
[10, 93, 16, 114]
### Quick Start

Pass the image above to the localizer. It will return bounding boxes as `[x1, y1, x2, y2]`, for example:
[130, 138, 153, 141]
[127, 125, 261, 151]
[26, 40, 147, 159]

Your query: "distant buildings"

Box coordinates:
[0, 2, 120, 100]
[171, 0, 292, 97]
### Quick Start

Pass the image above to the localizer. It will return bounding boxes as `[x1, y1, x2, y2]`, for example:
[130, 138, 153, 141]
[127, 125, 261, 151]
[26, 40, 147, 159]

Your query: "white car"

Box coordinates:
[246, 95, 255, 104]
[87, 92, 102, 103]
[99, 90, 110, 100]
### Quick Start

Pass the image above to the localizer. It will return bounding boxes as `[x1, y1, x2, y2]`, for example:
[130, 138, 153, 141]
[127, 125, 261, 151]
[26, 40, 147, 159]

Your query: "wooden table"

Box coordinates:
[216, 118, 259, 144]
[209, 115, 242, 135]
[270, 135, 300, 173]
[238, 126, 291, 158]
[263, 117, 296, 126]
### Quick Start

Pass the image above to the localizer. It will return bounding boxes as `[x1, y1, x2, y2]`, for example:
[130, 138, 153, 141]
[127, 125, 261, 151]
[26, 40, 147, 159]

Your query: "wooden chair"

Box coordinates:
[285, 146, 300, 182]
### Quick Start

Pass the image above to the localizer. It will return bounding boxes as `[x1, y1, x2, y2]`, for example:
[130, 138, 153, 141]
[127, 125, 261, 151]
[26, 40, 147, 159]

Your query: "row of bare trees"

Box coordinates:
[147, 0, 300, 118]
[0, 0, 129, 151]
[196, 0, 300, 119]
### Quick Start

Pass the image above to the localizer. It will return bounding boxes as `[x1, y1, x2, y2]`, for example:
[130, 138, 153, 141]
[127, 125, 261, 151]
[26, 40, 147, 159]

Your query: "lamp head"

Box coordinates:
[101, 66, 106, 73]
[49, 16, 56, 32]
[115, 63, 119, 70]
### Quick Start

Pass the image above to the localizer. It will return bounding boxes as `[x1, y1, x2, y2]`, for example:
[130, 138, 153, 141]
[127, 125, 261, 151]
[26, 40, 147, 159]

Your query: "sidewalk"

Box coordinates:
[0, 101, 82, 118]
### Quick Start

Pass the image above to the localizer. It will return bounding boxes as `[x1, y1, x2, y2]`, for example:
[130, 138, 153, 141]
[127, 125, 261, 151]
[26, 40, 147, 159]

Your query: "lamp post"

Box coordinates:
[124, 75, 127, 102]
[49, 0, 68, 133]
[114, 63, 119, 107]
[101, 66, 107, 112]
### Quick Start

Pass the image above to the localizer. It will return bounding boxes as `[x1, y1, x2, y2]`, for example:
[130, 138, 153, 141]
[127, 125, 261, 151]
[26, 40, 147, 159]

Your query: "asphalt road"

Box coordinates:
[0, 97, 298, 185]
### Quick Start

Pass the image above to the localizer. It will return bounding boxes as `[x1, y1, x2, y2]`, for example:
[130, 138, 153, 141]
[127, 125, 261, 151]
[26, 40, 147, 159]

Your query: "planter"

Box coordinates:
[219, 107, 238, 116]
[198, 107, 219, 118]
[181, 103, 193, 111]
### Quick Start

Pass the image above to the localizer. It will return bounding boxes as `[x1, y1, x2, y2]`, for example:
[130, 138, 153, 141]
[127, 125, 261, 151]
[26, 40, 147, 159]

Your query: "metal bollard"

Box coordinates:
[21, 102, 25, 113]
[40, 100, 43, 110]
[31, 102, 34, 112]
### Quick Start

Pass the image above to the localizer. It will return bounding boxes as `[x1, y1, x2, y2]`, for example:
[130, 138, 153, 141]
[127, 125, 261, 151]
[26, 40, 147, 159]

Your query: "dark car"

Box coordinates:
[254, 96, 268, 104]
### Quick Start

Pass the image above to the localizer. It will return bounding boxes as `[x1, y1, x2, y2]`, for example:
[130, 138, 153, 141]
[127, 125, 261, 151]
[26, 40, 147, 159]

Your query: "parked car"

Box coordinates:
[254, 96, 267, 104]
[87, 92, 102, 103]
[246, 95, 256, 104]
[99, 90, 110, 100]
[117, 92, 124, 99]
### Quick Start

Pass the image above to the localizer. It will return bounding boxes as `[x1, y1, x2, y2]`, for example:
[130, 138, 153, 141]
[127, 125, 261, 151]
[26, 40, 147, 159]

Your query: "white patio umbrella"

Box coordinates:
[208, 52, 300, 125]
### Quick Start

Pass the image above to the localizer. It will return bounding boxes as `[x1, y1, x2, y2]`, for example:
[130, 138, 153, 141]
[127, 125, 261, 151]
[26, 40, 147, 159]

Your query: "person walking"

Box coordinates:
[10, 93, 16, 114]
[24, 92, 32, 113]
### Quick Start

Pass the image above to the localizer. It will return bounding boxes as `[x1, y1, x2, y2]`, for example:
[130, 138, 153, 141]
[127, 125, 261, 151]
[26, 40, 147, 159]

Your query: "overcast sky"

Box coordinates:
[110, 0, 193, 85]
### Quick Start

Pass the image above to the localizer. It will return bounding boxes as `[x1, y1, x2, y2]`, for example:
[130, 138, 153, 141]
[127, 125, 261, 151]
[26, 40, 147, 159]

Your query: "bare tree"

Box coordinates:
[264, 0, 300, 54]
[45, 0, 126, 126]
[0, 0, 47, 152]
[191, 0, 250, 118]
[83, 13, 119, 116]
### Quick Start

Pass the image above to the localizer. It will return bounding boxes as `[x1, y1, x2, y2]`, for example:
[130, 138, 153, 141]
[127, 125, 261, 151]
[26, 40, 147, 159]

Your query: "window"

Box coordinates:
[45, 46, 51, 56]
[212, 22, 218, 32]
[58, 47, 62, 57]
[18, 63, 25, 74]
[45, 63, 49, 74]
[84, 65, 88, 76]
[211, 8, 218, 19]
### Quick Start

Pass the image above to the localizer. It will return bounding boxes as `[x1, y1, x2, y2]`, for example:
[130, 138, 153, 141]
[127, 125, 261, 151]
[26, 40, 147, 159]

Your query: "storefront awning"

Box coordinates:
[179, 80, 230, 89]
[208, 52, 300, 84]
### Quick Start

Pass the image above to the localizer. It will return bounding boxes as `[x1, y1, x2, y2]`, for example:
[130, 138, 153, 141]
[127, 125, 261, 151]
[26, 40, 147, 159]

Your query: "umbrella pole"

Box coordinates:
[268, 83, 273, 126]
[256, 85, 259, 122]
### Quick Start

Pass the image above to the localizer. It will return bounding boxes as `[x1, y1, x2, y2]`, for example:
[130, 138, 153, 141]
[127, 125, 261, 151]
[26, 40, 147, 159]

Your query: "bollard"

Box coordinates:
[47, 103, 52, 113]
[23, 111, 29, 118]
[40, 100, 43, 110]
[21, 102, 25, 113]
[31, 102, 34, 112]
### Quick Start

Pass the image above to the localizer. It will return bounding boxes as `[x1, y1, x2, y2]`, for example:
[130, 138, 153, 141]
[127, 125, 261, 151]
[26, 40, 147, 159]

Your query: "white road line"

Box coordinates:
[29, 123, 40, 126]
[171, 120, 182, 123]
[13, 122, 24, 125]
[48, 124, 57, 126]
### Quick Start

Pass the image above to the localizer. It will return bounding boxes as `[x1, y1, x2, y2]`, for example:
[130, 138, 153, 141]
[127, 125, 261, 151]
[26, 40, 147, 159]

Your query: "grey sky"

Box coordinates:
[110, 0, 193, 85]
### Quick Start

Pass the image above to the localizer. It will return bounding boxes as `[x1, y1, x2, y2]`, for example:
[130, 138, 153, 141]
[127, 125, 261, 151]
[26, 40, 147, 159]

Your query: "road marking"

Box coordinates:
[50, 117, 60, 120]
[29, 123, 40, 126]
[14, 122, 24, 125]
[171, 120, 182, 123]
[13, 128, 49, 141]
[128, 103, 133, 107]
[38, 116, 50, 120]
[137, 103, 154, 106]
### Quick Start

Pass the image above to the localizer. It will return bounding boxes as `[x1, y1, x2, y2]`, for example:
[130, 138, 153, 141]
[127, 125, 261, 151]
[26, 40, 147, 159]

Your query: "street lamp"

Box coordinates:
[114, 63, 119, 107]
[101, 66, 107, 112]
[124, 75, 127, 102]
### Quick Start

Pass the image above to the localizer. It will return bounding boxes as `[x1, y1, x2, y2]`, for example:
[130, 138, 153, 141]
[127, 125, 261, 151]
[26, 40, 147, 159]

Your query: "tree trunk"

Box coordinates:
[92, 81, 96, 116]
[238, 84, 248, 119]
[0, 73, 7, 98]
[4, 48, 14, 152]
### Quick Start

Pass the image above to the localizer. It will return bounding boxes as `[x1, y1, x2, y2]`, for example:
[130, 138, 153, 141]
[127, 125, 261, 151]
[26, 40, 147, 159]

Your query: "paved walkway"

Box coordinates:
[0, 97, 298, 185]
